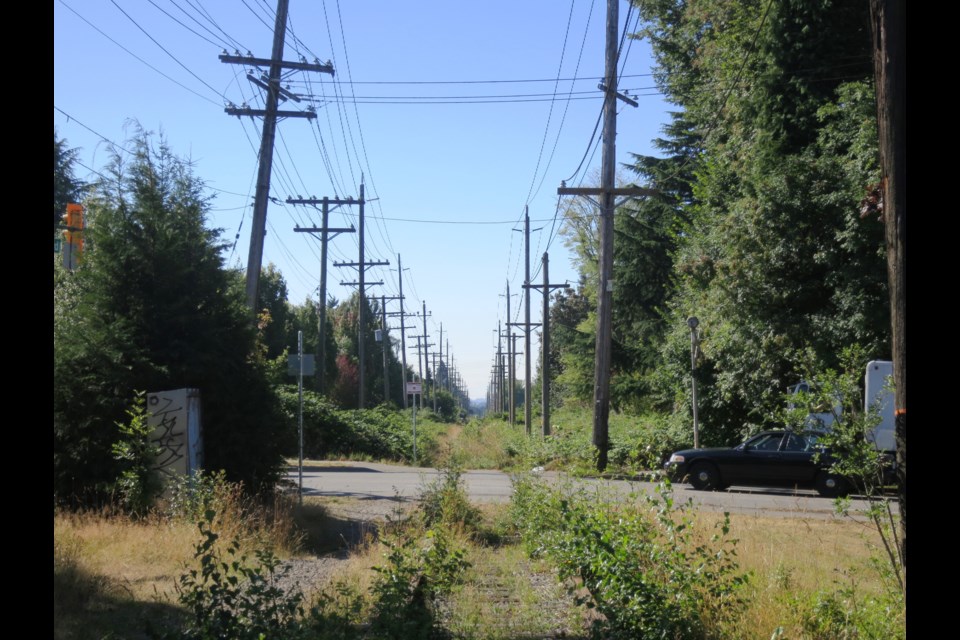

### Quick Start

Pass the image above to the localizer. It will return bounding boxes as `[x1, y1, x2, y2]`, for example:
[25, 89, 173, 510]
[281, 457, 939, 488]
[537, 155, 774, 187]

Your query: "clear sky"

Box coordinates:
[54, 0, 672, 402]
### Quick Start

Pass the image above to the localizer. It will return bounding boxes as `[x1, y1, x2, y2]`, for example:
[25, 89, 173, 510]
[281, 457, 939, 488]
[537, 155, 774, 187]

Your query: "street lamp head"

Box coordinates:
[687, 316, 699, 330]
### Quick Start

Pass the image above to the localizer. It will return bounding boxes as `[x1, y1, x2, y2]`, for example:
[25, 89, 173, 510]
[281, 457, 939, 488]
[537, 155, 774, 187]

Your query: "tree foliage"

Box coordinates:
[54, 129, 85, 230]
[546, 0, 889, 447]
[53, 128, 286, 502]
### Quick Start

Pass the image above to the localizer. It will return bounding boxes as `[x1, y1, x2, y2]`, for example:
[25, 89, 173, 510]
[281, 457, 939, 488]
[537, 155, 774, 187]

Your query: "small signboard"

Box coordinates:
[406, 382, 422, 394]
[287, 354, 316, 376]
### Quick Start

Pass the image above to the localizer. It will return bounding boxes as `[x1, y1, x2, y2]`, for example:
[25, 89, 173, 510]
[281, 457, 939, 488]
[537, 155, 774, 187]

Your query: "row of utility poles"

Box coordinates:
[227, 0, 468, 412]
[486, 233, 568, 436]
[487, 0, 655, 471]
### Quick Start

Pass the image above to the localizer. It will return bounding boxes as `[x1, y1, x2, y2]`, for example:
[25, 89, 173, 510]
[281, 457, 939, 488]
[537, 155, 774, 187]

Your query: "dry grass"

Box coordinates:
[54, 480, 902, 640]
[687, 510, 899, 638]
[55, 509, 198, 601]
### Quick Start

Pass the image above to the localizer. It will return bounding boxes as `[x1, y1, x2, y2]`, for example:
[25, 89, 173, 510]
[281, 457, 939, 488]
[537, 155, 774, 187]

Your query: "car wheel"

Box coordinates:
[687, 462, 723, 491]
[815, 471, 850, 498]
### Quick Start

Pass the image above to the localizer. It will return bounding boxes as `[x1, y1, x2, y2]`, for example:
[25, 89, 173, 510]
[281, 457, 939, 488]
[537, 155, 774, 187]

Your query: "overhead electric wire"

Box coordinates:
[527, 0, 597, 208]
[320, 0, 359, 192]
[147, 0, 223, 49]
[239, 0, 274, 34]
[166, 0, 242, 51]
[109, 0, 229, 102]
[185, 0, 249, 52]
[331, 0, 398, 258]
[283, 72, 656, 87]
[57, 0, 222, 107]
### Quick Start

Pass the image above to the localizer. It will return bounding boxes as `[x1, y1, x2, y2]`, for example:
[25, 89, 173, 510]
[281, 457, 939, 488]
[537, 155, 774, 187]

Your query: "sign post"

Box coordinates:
[406, 381, 422, 465]
[298, 331, 304, 505]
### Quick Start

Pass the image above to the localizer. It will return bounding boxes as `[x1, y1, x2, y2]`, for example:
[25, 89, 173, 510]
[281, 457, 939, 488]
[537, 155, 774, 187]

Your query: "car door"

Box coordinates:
[723, 432, 786, 485]
[771, 432, 821, 486]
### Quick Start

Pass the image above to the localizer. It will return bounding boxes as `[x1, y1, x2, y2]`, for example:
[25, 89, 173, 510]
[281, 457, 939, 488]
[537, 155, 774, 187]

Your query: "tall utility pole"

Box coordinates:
[221, 0, 334, 312]
[527, 252, 569, 437]
[435, 322, 446, 391]
[593, 0, 620, 471]
[557, 0, 651, 470]
[380, 296, 406, 402]
[497, 322, 503, 414]
[393, 254, 410, 408]
[432, 351, 439, 412]
[870, 0, 905, 569]
[422, 301, 430, 409]
[290, 196, 356, 393]
[511, 207, 542, 435]
[523, 208, 533, 434]
[334, 183, 389, 408]
[504, 281, 516, 425]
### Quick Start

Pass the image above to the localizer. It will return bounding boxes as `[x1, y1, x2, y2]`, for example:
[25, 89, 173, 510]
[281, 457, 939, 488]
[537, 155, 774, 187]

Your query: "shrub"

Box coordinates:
[111, 391, 163, 515]
[511, 476, 748, 639]
[368, 526, 470, 639]
[418, 465, 482, 537]
[171, 509, 307, 640]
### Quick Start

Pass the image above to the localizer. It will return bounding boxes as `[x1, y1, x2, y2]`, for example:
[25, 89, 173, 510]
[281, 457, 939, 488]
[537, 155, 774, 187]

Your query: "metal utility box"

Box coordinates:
[147, 388, 203, 479]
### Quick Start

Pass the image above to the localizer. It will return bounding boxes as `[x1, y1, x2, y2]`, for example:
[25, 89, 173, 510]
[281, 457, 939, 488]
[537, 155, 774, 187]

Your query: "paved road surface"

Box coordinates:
[290, 461, 897, 521]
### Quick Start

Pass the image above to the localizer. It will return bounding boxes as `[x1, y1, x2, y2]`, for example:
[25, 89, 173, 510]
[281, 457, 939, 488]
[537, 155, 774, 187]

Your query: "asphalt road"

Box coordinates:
[290, 461, 897, 521]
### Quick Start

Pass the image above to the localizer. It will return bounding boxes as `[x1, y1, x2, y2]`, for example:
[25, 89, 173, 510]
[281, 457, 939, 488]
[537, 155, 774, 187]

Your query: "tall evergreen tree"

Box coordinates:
[54, 130, 85, 230]
[54, 129, 286, 502]
[632, 0, 888, 442]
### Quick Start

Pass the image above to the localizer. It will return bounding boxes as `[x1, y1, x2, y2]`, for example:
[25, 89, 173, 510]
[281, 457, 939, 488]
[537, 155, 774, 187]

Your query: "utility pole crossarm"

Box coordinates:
[219, 53, 334, 75]
[556, 186, 656, 197]
[225, 107, 316, 119]
[333, 260, 390, 271]
[287, 197, 360, 206]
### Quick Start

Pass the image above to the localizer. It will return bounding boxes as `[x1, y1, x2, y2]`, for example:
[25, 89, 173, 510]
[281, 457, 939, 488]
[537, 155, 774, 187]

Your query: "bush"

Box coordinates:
[368, 526, 470, 639]
[171, 509, 307, 640]
[111, 391, 163, 515]
[511, 476, 748, 639]
[54, 130, 286, 504]
[277, 388, 420, 462]
[418, 466, 482, 537]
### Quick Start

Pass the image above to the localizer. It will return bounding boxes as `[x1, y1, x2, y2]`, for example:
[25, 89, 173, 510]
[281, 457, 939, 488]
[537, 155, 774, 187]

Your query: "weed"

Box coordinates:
[169, 509, 307, 640]
[511, 475, 748, 639]
[366, 525, 470, 639]
[418, 465, 482, 536]
[111, 391, 163, 516]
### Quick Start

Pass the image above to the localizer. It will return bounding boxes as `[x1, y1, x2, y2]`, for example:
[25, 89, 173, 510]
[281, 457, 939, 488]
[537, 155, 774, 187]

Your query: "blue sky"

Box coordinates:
[54, 0, 673, 401]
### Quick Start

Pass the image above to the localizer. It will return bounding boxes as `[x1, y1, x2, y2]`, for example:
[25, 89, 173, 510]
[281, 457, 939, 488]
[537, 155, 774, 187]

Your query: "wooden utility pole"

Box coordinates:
[870, 0, 906, 570]
[557, 0, 652, 471]
[505, 282, 516, 425]
[379, 295, 401, 404]
[422, 302, 430, 409]
[334, 184, 389, 408]
[393, 254, 410, 408]
[510, 207, 542, 435]
[221, 0, 333, 312]
[526, 252, 569, 437]
[290, 196, 356, 393]
[523, 209, 533, 434]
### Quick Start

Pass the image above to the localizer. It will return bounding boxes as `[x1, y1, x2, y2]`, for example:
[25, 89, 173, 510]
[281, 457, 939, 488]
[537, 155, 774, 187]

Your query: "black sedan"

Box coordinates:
[663, 430, 849, 497]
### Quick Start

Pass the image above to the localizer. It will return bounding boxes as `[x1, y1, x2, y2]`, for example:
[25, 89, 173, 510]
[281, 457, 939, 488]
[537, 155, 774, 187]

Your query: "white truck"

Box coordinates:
[788, 360, 895, 453]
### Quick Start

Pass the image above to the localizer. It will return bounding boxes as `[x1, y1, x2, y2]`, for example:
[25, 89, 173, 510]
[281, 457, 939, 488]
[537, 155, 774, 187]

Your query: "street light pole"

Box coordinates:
[687, 316, 701, 449]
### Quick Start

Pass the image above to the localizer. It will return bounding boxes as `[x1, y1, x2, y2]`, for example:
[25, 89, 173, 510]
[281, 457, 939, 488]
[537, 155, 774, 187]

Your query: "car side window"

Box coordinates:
[782, 434, 808, 452]
[751, 434, 783, 451]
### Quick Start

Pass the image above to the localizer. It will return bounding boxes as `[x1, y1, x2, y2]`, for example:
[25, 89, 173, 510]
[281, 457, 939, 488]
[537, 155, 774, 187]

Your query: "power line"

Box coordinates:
[146, 0, 223, 49]
[182, 0, 249, 52]
[57, 0, 222, 107]
[109, 0, 229, 101]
